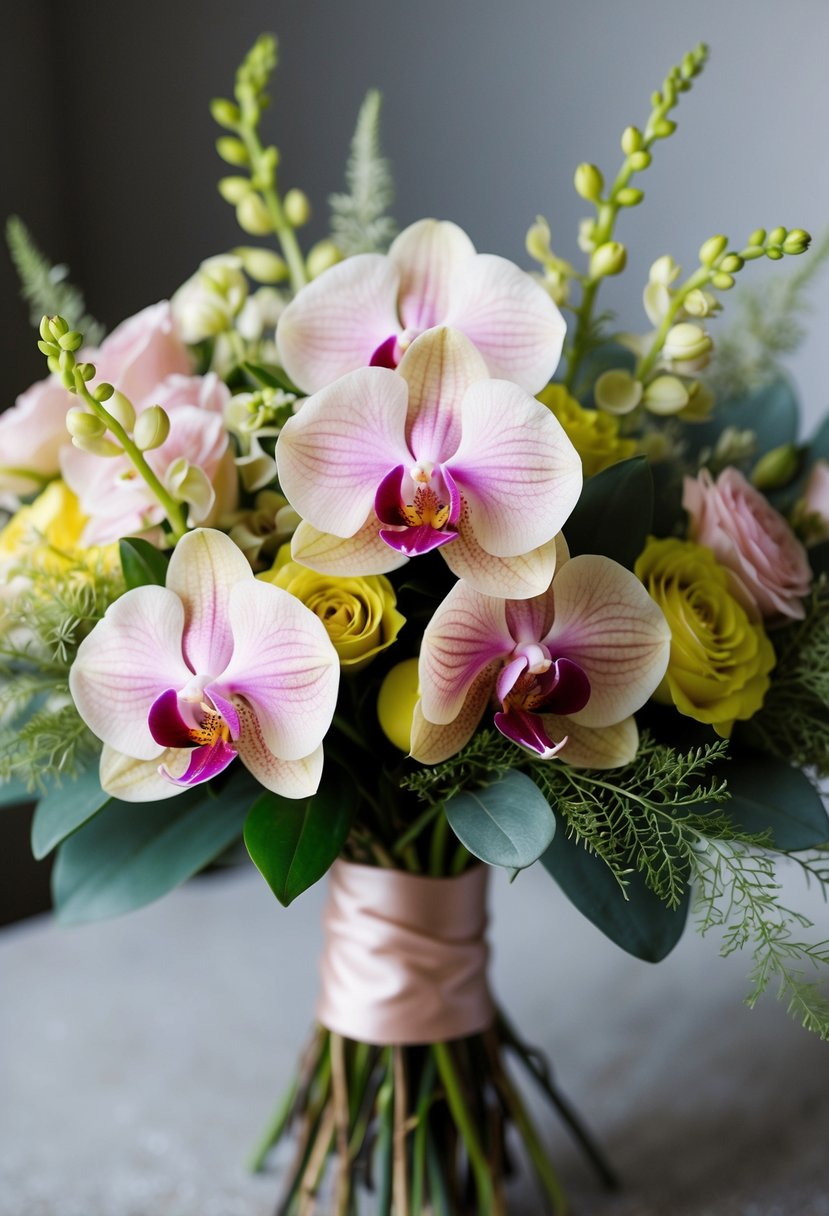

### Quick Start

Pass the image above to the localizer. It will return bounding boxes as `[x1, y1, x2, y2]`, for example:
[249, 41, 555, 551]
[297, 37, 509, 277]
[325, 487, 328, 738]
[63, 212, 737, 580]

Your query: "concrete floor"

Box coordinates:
[1, 861, 828, 1215]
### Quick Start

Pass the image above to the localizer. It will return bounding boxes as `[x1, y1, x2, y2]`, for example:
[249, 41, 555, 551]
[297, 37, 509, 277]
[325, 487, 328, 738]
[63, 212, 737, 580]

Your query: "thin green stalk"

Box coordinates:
[429, 811, 450, 876]
[247, 1072, 299, 1172]
[236, 122, 308, 293]
[394, 801, 443, 856]
[432, 1041, 494, 1211]
[410, 1052, 437, 1214]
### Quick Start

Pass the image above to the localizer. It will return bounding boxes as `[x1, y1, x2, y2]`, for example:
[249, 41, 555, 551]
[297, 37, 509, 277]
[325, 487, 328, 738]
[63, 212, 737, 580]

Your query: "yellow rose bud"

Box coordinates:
[260, 549, 405, 672]
[635, 537, 775, 738]
[377, 658, 420, 752]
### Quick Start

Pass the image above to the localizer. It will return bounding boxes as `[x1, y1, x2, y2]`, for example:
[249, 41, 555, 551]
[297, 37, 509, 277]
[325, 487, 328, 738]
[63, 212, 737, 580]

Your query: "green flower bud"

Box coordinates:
[307, 239, 344, 279]
[751, 442, 799, 491]
[261, 145, 280, 173]
[66, 408, 106, 440]
[594, 369, 642, 415]
[747, 228, 766, 247]
[58, 330, 84, 352]
[39, 315, 53, 343]
[236, 193, 273, 235]
[48, 315, 69, 339]
[683, 289, 720, 318]
[577, 218, 597, 253]
[47, 355, 62, 377]
[574, 163, 604, 201]
[765, 249, 783, 262]
[77, 362, 96, 382]
[698, 235, 728, 266]
[589, 241, 627, 278]
[783, 228, 811, 254]
[93, 382, 115, 402]
[218, 176, 253, 204]
[37, 339, 59, 358]
[106, 391, 136, 432]
[526, 216, 552, 263]
[719, 253, 744, 274]
[741, 247, 765, 261]
[651, 117, 677, 139]
[216, 136, 250, 167]
[71, 434, 122, 457]
[621, 125, 643, 155]
[663, 322, 712, 364]
[58, 349, 75, 373]
[233, 245, 288, 283]
[711, 270, 736, 287]
[767, 226, 786, 246]
[628, 150, 651, 171]
[210, 97, 241, 129]
[643, 375, 689, 416]
[134, 405, 171, 451]
[679, 380, 714, 422]
[283, 188, 311, 227]
[616, 187, 644, 207]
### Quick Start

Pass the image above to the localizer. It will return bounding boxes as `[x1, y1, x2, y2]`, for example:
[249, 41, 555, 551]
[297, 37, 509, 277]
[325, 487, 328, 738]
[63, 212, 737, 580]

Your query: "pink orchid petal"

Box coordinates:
[409, 661, 500, 764]
[148, 688, 197, 748]
[441, 513, 558, 598]
[389, 219, 475, 331]
[276, 255, 401, 393]
[69, 586, 192, 760]
[419, 580, 512, 725]
[444, 254, 566, 393]
[276, 367, 411, 538]
[234, 699, 324, 797]
[495, 656, 528, 703]
[160, 737, 237, 787]
[215, 579, 339, 762]
[165, 528, 253, 677]
[493, 707, 567, 759]
[396, 327, 488, 461]
[504, 580, 557, 645]
[99, 744, 191, 802]
[380, 523, 458, 556]
[291, 516, 409, 576]
[449, 380, 582, 557]
[543, 555, 671, 728]
[537, 714, 639, 769]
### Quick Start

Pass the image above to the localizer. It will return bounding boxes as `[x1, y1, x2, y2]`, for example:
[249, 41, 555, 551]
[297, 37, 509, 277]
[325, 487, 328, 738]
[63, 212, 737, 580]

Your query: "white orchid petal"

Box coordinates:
[165, 528, 253, 677]
[216, 579, 339, 762]
[419, 581, 511, 725]
[69, 586, 191, 760]
[409, 663, 499, 764]
[397, 327, 489, 461]
[99, 744, 190, 801]
[441, 516, 558, 599]
[234, 700, 324, 797]
[537, 715, 639, 769]
[544, 555, 671, 728]
[389, 219, 476, 332]
[276, 368, 411, 538]
[291, 516, 409, 576]
[449, 380, 582, 557]
[276, 254, 401, 393]
[444, 253, 566, 392]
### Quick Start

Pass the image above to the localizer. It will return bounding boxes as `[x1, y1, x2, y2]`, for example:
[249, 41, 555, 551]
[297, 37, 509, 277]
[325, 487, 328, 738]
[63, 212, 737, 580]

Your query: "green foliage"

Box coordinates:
[329, 89, 398, 256]
[5, 216, 104, 344]
[31, 762, 111, 859]
[743, 584, 829, 776]
[444, 771, 555, 870]
[401, 729, 526, 807]
[0, 554, 124, 790]
[563, 456, 654, 569]
[119, 537, 169, 589]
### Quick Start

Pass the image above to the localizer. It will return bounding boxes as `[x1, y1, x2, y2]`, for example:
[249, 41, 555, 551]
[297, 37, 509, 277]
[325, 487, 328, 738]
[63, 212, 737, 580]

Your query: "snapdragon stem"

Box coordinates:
[237, 123, 308, 295]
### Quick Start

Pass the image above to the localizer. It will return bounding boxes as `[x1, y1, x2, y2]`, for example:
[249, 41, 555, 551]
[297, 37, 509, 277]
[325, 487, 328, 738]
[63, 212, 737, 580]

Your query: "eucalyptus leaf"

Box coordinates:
[244, 767, 357, 906]
[444, 771, 555, 870]
[31, 764, 111, 859]
[119, 537, 169, 589]
[0, 777, 34, 808]
[806, 416, 829, 465]
[52, 776, 257, 924]
[541, 824, 689, 962]
[563, 456, 654, 570]
[723, 754, 829, 850]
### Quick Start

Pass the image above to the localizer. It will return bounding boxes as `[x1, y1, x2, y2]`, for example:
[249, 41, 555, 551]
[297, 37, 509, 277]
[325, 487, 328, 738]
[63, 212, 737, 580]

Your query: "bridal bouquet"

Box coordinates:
[2, 34, 828, 1214]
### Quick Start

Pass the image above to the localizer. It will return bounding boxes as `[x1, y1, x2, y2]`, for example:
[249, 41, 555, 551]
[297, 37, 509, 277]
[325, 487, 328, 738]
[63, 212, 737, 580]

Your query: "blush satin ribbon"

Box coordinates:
[316, 859, 495, 1045]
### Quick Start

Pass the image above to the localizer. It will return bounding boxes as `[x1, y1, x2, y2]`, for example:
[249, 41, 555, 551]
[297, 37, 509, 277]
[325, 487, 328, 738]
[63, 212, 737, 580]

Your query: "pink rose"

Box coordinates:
[89, 301, 192, 403]
[801, 460, 829, 543]
[683, 467, 812, 621]
[0, 376, 73, 497]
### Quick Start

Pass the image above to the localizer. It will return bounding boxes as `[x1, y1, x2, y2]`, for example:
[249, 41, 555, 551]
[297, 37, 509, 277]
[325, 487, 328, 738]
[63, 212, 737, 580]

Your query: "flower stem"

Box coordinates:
[432, 1041, 495, 1211]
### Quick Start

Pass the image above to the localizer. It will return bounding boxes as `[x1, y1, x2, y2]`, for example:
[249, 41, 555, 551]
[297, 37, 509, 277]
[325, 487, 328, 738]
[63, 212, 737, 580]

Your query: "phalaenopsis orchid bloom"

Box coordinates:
[69, 529, 339, 800]
[276, 218, 566, 394]
[411, 550, 671, 767]
[276, 327, 583, 600]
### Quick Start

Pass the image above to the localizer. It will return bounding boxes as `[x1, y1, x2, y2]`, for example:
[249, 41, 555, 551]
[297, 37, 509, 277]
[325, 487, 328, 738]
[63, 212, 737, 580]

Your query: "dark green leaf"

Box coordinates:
[444, 771, 555, 869]
[31, 763, 110, 859]
[683, 377, 799, 462]
[0, 777, 35, 808]
[571, 341, 636, 406]
[541, 824, 689, 962]
[723, 754, 829, 850]
[52, 776, 257, 924]
[564, 456, 654, 569]
[119, 537, 169, 589]
[808, 541, 829, 580]
[243, 362, 300, 394]
[243, 766, 357, 906]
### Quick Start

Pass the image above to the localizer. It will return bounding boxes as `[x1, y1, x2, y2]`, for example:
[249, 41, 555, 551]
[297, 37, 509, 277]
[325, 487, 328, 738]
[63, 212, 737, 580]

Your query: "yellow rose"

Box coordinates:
[260, 546, 405, 672]
[377, 657, 420, 751]
[0, 481, 118, 574]
[635, 537, 775, 738]
[537, 383, 637, 477]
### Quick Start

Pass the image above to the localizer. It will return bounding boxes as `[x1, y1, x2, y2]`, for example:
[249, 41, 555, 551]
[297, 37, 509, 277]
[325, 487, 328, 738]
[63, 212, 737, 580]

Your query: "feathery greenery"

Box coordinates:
[329, 89, 398, 256]
[5, 216, 104, 345]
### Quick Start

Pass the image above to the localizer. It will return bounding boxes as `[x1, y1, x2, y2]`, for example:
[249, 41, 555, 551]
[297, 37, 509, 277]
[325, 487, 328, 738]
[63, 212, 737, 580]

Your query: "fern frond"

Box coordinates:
[5, 216, 104, 344]
[329, 90, 398, 255]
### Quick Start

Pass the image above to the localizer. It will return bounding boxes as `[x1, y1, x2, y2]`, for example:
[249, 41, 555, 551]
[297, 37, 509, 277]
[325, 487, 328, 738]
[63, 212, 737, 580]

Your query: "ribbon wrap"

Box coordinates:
[316, 859, 495, 1045]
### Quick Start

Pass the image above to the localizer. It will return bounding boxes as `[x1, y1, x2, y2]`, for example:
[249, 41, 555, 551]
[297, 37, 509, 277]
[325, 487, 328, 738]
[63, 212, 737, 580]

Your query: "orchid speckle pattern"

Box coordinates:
[69, 529, 340, 801]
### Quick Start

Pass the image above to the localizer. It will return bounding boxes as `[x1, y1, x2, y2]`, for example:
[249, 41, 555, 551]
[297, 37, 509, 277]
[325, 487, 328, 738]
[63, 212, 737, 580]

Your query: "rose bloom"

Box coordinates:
[260, 547, 405, 673]
[683, 467, 812, 621]
[800, 459, 829, 544]
[635, 537, 775, 738]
